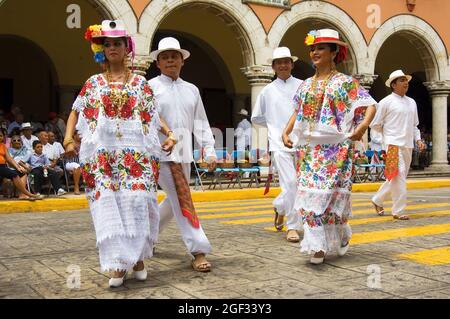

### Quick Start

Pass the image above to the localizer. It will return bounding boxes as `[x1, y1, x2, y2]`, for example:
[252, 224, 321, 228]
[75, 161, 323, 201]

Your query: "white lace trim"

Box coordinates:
[294, 188, 352, 219]
[98, 234, 155, 272]
[72, 96, 85, 113]
[300, 223, 352, 254]
[88, 189, 159, 245]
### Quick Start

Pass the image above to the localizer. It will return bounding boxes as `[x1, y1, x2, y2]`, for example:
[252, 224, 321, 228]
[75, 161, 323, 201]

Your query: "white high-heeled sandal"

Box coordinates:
[310, 251, 325, 265]
[109, 271, 127, 288]
[338, 242, 350, 257]
[133, 268, 147, 281]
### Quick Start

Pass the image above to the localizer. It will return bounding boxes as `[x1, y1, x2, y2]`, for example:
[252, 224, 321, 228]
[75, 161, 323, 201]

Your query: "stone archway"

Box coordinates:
[0, 35, 59, 121]
[369, 15, 450, 170]
[268, 0, 368, 75]
[368, 15, 448, 82]
[138, 0, 263, 66]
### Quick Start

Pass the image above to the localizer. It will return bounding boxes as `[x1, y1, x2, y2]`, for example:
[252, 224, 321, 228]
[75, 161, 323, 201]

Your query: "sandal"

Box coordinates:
[372, 201, 385, 216]
[274, 209, 284, 232]
[393, 214, 410, 220]
[286, 229, 300, 243]
[191, 254, 211, 273]
[19, 196, 36, 201]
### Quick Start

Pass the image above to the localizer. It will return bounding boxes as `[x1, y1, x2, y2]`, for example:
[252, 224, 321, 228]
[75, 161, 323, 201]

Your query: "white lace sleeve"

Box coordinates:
[72, 95, 85, 113]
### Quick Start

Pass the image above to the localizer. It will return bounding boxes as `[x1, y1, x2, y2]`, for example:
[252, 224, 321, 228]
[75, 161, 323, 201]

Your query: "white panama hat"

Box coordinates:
[237, 109, 249, 116]
[150, 37, 191, 61]
[385, 70, 412, 88]
[20, 122, 33, 130]
[268, 47, 298, 64]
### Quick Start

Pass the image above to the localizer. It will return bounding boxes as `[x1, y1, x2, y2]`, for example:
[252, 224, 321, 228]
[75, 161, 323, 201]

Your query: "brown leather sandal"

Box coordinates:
[393, 214, 410, 220]
[192, 254, 211, 272]
[274, 209, 284, 231]
[372, 201, 385, 216]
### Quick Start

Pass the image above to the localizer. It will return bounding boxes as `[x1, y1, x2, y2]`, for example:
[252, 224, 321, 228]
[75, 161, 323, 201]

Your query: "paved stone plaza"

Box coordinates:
[1, 188, 450, 299]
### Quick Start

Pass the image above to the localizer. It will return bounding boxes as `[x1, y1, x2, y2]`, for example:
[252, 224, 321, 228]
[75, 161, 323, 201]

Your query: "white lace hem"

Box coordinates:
[300, 223, 352, 255]
[98, 234, 156, 272]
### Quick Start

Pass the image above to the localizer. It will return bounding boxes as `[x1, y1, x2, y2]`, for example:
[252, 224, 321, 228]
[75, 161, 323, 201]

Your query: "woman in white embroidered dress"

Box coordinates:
[282, 29, 377, 264]
[64, 20, 176, 287]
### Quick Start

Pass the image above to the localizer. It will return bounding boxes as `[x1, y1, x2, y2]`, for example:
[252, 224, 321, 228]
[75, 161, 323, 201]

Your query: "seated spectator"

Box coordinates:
[64, 131, 82, 195]
[20, 123, 39, 152]
[1, 128, 11, 148]
[7, 112, 24, 136]
[38, 131, 64, 176]
[45, 112, 65, 143]
[8, 134, 32, 193]
[0, 130, 42, 201]
[48, 131, 65, 159]
[28, 140, 66, 196]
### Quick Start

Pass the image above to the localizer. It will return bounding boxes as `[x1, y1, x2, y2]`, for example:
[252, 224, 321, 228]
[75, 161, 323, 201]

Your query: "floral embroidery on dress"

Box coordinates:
[76, 74, 157, 136]
[295, 73, 372, 132]
[301, 208, 348, 228]
[296, 141, 354, 191]
[81, 148, 160, 203]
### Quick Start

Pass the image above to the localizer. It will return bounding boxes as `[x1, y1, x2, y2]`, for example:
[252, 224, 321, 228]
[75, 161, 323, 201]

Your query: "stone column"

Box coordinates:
[131, 55, 152, 77]
[423, 81, 450, 170]
[354, 74, 379, 148]
[242, 65, 274, 151]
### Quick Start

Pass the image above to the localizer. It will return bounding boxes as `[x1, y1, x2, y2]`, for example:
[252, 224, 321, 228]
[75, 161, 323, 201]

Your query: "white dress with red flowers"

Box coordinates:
[73, 73, 161, 272]
[291, 73, 377, 254]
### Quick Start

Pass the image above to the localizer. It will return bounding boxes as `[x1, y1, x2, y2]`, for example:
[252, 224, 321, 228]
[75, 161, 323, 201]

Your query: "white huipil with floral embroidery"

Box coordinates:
[72, 73, 161, 272]
[291, 73, 377, 254]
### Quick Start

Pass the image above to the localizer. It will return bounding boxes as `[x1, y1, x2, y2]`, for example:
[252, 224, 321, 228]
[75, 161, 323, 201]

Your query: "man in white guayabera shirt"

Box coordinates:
[149, 37, 217, 272]
[251, 47, 303, 243]
[370, 70, 426, 220]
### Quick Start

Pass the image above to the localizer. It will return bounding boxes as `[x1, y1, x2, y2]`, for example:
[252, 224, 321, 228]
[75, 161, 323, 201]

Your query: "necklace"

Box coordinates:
[303, 70, 336, 158]
[105, 68, 132, 139]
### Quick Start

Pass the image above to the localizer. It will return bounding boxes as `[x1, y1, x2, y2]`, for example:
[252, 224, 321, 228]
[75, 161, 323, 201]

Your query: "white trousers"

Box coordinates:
[158, 162, 212, 257]
[272, 151, 302, 231]
[372, 147, 413, 215]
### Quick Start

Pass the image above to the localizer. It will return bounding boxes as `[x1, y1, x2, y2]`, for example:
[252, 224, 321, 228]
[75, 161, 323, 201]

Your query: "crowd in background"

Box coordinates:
[0, 105, 82, 200]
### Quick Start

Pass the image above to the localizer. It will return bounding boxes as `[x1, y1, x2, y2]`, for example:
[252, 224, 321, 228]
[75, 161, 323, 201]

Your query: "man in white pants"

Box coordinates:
[370, 70, 426, 220]
[149, 37, 217, 271]
[251, 47, 303, 242]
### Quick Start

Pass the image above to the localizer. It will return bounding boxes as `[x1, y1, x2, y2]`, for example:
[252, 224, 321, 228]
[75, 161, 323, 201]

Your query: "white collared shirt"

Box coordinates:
[149, 74, 216, 163]
[21, 135, 39, 152]
[370, 92, 421, 149]
[42, 142, 64, 161]
[234, 118, 251, 150]
[251, 76, 303, 152]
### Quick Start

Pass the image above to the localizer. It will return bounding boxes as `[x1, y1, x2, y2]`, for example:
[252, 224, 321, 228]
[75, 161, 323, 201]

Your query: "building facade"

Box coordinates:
[0, 0, 449, 169]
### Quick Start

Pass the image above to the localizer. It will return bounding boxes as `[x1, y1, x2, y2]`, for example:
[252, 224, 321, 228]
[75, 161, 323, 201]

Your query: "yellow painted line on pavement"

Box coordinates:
[352, 202, 450, 215]
[350, 210, 450, 225]
[195, 197, 369, 209]
[200, 204, 432, 221]
[397, 247, 450, 265]
[351, 200, 412, 208]
[262, 210, 450, 229]
[200, 211, 274, 219]
[197, 204, 273, 213]
[224, 203, 450, 225]
[196, 198, 375, 213]
[350, 223, 450, 245]
[223, 217, 276, 225]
